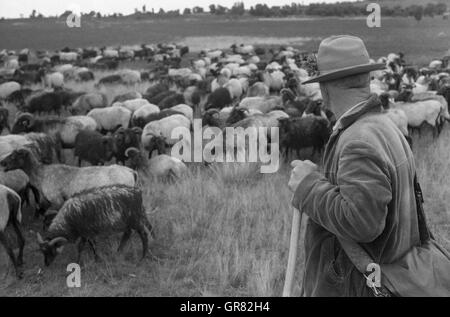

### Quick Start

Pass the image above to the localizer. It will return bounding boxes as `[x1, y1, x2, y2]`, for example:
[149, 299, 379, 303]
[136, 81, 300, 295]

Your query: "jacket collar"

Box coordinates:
[332, 94, 382, 136]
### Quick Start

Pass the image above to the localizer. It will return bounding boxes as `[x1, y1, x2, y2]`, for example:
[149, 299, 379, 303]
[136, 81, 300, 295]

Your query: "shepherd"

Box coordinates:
[286, 35, 450, 297]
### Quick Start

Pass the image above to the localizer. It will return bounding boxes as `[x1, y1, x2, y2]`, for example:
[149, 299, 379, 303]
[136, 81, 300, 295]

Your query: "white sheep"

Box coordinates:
[113, 98, 150, 113]
[88, 106, 132, 131]
[393, 100, 442, 131]
[171, 104, 193, 122]
[224, 78, 244, 100]
[142, 114, 191, 149]
[0, 81, 21, 99]
[45, 72, 64, 89]
[239, 96, 282, 114]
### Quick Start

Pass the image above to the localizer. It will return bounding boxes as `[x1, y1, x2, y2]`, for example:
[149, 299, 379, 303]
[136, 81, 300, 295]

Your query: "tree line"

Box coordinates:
[18, 2, 450, 21]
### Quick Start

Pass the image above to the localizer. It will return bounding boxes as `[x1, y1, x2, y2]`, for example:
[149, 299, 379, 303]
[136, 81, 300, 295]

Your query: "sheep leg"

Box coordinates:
[11, 220, 25, 266]
[87, 239, 101, 262]
[77, 237, 87, 264]
[117, 230, 132, 253]
[136, 226, 149, 260]
[0, 232, 22, 278]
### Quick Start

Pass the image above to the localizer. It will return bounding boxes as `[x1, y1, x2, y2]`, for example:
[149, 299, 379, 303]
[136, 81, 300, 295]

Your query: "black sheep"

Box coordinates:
[36, 185, 155, 266]
[158, 93, 185, 110]
[205, 87, 232, 110]
[278, 116, 331, 159]
[145, 90, 175, 105]
[112, 127, 142, 165]
[132, 109, 184, 129]
[74, 130, 116, 166]
[96, 74, 122, 86]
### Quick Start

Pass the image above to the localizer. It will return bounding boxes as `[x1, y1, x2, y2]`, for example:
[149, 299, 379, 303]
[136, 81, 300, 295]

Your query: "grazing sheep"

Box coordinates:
[0, 148, 137, 210]
[87, 106, 132, 132]
[224, 78, 244, 100]
[113, 91, 143, 103]
[170, 104, 193, 122]
[0, 81, 21, 100]
[112, 127, 142, 165]
[0, 184, 24, 278]
[0, 170, 41, 211]
[131, 104, 160, 128]
[202, 107, 248, 129]
[132, 109, 184, 129]
[158, 93, 185, 110]
[239, 96, 282, 114]
[247, 82, 270, 98]
[145, 90, 176, 105]
[126, 147, 187, 179]
[278, 116, 331, 159]
[205, 87, 233, 110]
[70, 92, 108, 115]
[118, 69, 141, 85]
[45, 72, 64, 89]
[12, 113, 97, 149]
[142, 114, 191, 157]
[96, 74, 123, 86]
[0, 133, 60, 164]
[59, 52, 78, 62]
[113, 98, 150, 113]
[36, 185, 154, 266]
[74, 130, 116, 166]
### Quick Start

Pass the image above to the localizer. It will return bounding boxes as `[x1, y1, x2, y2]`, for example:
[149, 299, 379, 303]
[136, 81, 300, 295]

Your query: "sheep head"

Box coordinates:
[36, 232, 68, 267]
[12, 112, 35, 134]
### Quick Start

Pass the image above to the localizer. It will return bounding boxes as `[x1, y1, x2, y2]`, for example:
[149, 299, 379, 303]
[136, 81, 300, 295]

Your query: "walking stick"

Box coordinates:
[282, 205, 303, 297]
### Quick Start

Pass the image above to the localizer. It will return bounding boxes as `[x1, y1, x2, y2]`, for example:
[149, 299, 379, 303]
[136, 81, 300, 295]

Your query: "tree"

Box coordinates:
[183, 8, 192, 15]
[230, 2, 245, 15]
[96, 12, 102, 18]
[413, 6, 423, 22]
[30, 9, 37, 18]
[143, 5, 146, 13]
[193, 6, 204, 14]
[209, 4, 216, 14]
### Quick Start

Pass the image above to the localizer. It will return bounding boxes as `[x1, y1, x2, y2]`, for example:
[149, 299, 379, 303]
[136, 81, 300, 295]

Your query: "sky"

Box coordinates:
[0, 0, 359, 18]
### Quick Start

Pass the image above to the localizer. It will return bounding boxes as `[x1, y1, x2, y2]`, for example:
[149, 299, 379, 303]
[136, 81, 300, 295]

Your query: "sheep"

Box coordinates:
[0, 133, 60, 164]
[202, 107, 249, 129]
[411, 91, 450, 121]
[23, 91, 68, 115]
[131, 104, 160, 128]
[158, 93, 185, 110]
[170, 104, 193, 122]
[112, 127, 142, 165]
[70, 92, 108, 115]
[145, 90, 176, 105]
[74, 130, 116, 166]
[142, 114, 191, 157]
[87, 106, 132, 132]
[0, 81, 21, 100]
[12, 113, 97, 149]
[0, 107, 10, 133]
[278, 116, 331, 159]
[118, 69, 141, 85]
[113, 91, 143, 103]
[125, 148, 187, 180]
[132, 109, 184, 129]
[45, 72, 64, 89]
[59, 52, 78, 62]
[0, 148, 137, 210]
[239, 96, 282, 114]
[205, 87, 233, 110]
[0, 184, 24, 278]
[113, 98, 149, 113]
[247, 82, 270, 98]
[224, 78, 244, 100]
[0, 170, 41, 211]
[392, 100, 443, 136]
[36, 185, 154, 266]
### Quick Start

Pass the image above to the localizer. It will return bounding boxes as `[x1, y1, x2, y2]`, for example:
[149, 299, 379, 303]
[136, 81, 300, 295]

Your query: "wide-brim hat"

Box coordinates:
[303, 35, 386, 84]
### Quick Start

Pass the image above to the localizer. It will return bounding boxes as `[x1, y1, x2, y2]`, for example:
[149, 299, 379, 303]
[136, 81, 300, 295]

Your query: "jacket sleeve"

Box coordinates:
[292, 140, 392, 243]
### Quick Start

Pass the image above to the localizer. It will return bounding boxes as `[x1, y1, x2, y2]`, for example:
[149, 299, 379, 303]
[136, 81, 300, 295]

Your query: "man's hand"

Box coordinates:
[288, 160, 318, 193]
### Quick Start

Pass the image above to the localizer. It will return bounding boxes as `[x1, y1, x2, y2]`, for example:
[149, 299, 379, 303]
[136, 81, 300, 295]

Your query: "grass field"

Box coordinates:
[0, 14, 449, 297]
[1, 15, 449, 65]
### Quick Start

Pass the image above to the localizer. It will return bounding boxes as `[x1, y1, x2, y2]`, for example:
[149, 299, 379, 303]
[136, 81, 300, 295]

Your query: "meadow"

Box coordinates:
[0, 15, 449, 64]
[0, 15, 449, 297]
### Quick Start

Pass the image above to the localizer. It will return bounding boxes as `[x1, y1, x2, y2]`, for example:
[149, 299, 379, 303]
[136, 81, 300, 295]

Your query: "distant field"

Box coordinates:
[1, 16, 449, 65]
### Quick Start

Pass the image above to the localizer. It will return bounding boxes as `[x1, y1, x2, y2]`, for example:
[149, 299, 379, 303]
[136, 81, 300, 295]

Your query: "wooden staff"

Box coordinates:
[282, 206, 303, 297]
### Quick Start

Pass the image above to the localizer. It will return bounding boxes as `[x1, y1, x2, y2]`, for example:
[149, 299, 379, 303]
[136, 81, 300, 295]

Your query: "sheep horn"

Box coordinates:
[36, 232, 45, 245]
[125, 147, 140, 158]
[17, 112, 34, 127]
[44, 210, 58, 218]
[48, 237, 68, 247]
